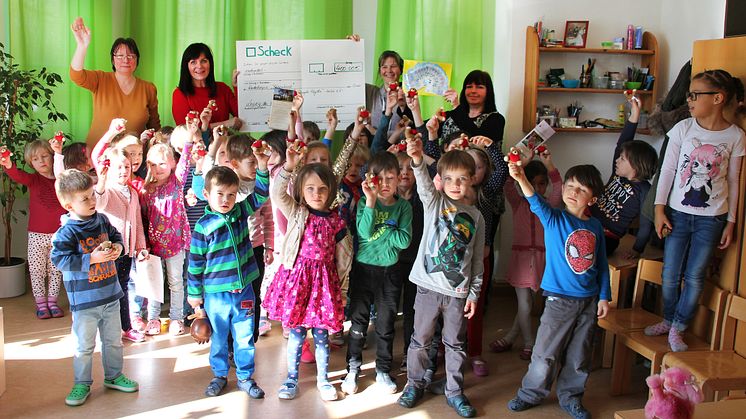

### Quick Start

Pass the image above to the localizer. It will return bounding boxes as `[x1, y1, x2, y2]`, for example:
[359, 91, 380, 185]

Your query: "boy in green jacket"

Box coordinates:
[342, 151, 413, 395]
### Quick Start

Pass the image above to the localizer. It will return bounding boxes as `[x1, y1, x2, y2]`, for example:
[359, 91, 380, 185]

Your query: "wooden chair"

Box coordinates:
[599, 259, 665, 358]
[610, 281, 728, 395]
[662, 293, 746, 401]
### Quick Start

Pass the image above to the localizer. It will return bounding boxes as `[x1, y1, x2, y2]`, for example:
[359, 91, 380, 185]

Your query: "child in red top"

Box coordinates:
[1, 139, 67, 318]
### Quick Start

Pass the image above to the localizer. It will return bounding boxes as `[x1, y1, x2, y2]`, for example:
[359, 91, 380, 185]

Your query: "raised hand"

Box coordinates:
[406, 133, 424, 165]
[70, 17, 91, 48]
[292, 91, 304, 112]
[443, 88, 459, 108]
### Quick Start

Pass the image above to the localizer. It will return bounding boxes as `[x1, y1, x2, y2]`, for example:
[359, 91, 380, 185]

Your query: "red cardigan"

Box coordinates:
[4, 165, 66, 234]
[171, 82, 238, 125]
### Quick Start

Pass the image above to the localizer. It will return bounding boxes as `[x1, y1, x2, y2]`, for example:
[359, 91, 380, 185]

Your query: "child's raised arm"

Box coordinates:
[508, 160, 535, 198]
[92, 118, 127, 171]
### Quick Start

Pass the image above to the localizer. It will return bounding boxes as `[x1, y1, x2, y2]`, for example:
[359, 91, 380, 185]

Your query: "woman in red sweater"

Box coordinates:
[172, 43, 242, 131]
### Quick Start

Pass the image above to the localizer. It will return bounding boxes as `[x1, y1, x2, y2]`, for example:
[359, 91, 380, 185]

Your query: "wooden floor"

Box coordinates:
[0, 287, 649, 418]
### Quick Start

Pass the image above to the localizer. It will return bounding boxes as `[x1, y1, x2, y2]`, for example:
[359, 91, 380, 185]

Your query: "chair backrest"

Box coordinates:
[631, 259, 664, 308]
[720, 294, 746, 353]
[688, 282, 728, 349]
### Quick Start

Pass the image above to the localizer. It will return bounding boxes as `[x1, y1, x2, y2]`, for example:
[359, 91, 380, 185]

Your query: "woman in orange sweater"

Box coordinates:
[69, 17, 160, 153]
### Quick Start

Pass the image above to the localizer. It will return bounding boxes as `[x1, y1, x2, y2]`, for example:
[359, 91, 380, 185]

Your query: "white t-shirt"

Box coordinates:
[656, 118, 746, 220]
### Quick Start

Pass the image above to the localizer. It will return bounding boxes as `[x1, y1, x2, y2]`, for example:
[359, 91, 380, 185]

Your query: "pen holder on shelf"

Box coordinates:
[579, 74, 591, 88]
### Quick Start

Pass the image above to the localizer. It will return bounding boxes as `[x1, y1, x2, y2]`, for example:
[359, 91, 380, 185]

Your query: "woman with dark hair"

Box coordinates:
[171, 43, 241, 129]
[70, 17, 161, 152]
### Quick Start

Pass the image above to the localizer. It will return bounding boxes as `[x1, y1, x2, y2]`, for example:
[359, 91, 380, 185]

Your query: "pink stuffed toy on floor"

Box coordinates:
[644, 367, 703, 419]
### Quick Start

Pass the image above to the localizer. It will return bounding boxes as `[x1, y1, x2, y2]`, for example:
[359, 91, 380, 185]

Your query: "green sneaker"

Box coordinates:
[103, 374, 139, 393]
[65, 384, 91, 406]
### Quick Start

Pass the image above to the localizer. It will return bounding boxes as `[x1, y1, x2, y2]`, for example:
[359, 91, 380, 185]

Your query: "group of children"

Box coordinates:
[1, 67, 744, 419]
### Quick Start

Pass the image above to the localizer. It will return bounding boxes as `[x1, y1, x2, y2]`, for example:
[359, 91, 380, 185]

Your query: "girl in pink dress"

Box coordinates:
[263, 145, 353, 402]
[491, 150, 562, 360]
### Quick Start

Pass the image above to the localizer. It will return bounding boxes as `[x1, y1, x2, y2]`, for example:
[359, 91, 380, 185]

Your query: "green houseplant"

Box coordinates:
[0, 42, 67, 282]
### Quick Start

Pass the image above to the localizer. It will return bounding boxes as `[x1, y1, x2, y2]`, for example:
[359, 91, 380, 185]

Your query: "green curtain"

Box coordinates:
[374, 0, 495, 118]
[9, 0, 352, 141]
[9, 0, 494, 140]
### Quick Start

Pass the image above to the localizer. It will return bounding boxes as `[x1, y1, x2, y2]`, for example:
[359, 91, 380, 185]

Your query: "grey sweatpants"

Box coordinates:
[406, 286, 467, 398]
[517, 295, 597, 405]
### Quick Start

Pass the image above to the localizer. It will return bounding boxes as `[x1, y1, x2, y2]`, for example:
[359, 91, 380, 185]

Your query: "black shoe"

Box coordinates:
[447, 394, 477, 418]
[204, 376, 227, 397]
[560, 398, 591, 419]
[508, 397, 538, 412]
[237, 379, 265, 399]
[397, 385, 424, 408]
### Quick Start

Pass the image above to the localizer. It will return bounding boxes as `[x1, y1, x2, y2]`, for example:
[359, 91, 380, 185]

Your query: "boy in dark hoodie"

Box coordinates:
[51, 169, 139, 406]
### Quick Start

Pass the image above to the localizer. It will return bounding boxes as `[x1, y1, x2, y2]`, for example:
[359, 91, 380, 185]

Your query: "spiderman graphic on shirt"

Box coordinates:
[565, 229, 596, 274]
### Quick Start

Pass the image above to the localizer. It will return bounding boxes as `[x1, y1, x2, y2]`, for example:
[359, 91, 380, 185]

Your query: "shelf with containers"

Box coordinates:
[522, 26, 659, 134]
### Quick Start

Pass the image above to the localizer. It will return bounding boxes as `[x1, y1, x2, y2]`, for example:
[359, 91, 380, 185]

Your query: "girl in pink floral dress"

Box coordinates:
[139, 123, 195, 336]
[263, 144, 353, 402]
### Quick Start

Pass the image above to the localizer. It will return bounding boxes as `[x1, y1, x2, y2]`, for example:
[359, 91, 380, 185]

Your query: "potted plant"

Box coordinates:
[0, 42, 67, 297]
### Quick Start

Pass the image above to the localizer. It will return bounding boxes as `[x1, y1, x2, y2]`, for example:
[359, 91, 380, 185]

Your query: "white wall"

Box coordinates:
[658, 0, 726, 89]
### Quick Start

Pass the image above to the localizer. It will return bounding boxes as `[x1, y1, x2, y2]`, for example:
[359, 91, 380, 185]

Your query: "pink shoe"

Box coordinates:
[145, 319, 161, 336]
[122, 329, 146, 343]
[301, 339, 316, 363]
[131, 316, 146, 332]
[169, 319, 186, 336]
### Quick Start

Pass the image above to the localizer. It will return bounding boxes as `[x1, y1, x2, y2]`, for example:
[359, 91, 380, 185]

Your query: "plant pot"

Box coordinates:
[0, 257, 27, 298]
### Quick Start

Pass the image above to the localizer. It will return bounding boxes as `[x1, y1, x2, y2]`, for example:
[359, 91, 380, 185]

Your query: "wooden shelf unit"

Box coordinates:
[523, 26, 660, 133]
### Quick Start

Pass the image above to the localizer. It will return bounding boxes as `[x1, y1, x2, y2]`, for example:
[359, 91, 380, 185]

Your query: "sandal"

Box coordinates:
[204, 376, 227, 397]
[49, 306, 65, 318]
[519, 347, 533, 361]
[36, 306, 52, 320]
[489, 338, 512, 353]
[278, 380, 299, 400]
[145, 319, 161, 335]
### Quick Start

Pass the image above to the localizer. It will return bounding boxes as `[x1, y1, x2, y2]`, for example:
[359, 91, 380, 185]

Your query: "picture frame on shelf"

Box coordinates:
[564, 20, 589, 48]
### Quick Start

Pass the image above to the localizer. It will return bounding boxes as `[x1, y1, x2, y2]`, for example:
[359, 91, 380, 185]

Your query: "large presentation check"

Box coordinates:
[235, 39, 366, 132]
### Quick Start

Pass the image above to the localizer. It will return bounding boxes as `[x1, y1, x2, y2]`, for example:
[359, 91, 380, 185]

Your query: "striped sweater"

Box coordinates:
[187, 169, 270, 297]
[51, 212, 124, 312]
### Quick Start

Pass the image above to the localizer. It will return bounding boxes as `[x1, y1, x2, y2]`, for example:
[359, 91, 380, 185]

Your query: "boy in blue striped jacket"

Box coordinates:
[187, 149, 270, 398]
[51, 169, 139, 406]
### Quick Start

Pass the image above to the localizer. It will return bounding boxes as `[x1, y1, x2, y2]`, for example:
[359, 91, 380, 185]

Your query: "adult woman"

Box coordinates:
[70, 17, 160, 152]
[171, 43, 242, 129]
[358, 46, 413, 136]
[429, 70, 508, 377]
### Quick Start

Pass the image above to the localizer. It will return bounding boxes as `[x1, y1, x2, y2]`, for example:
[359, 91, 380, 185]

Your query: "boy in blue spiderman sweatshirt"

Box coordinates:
[51, 169, 139, 407]
[505, 161, 610, 419]
[187, 148, 269, 399]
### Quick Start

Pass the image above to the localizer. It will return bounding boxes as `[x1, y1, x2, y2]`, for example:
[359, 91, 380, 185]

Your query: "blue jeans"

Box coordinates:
[147, 251, 185, 321]
[204, 285, 256, 380]
[71, 300, 123, 385]
[662, 209, 726, 331]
